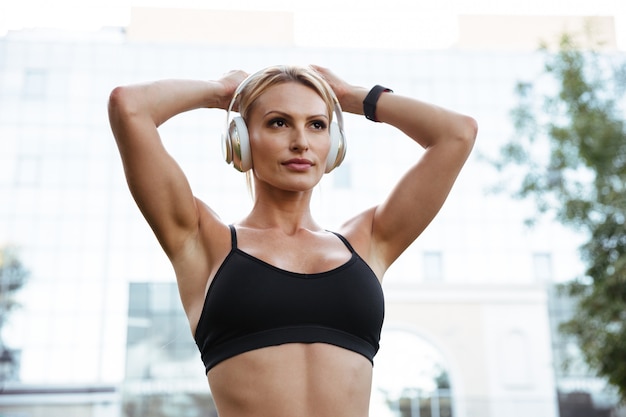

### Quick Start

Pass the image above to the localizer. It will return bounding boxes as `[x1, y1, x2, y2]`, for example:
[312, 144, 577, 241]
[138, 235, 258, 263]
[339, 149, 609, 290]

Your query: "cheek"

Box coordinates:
[315, 134, 332, 155]
[248, 134, 280, 167]
[248, 131, 265, 156]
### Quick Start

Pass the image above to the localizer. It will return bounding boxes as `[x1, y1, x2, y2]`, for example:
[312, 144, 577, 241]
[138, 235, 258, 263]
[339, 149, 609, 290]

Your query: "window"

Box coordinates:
[332, 162, 352, 189]
[22, 69, 48, 99]
[373, 329, 454, 417]
[15, 155, 41, 186]
[124, 282, 223, 416]
[532, 252, 553, 282]
[125, 282, 197, 380]
[423, 251, 443, 282]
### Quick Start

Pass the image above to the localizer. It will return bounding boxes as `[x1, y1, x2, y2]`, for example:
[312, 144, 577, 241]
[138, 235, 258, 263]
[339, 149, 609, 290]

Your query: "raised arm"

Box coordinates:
[107, 72, 246, 258]
[313, 65, 477, 276]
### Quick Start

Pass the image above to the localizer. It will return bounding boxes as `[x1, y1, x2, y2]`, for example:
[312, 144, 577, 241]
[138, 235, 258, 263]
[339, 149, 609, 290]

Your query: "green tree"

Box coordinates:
[491, 32, 626, 401]
[0, 246, 30, 381]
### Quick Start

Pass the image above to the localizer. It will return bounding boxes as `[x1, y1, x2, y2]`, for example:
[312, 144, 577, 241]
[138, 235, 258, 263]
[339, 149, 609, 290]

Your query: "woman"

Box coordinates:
[108, 65, 477, 417]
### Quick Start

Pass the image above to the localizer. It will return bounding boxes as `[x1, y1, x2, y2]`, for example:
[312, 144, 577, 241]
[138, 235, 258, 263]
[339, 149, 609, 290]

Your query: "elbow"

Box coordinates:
[108, 85, 136, 119]
[107, 85, 146, 149]
[107, 85, 146, 140]
[454, 115, 478, 154]
[460, 115, 478, 145]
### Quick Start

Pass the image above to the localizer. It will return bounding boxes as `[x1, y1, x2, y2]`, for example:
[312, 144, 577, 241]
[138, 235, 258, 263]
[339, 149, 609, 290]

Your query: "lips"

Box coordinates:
[282, 158, 314, 171]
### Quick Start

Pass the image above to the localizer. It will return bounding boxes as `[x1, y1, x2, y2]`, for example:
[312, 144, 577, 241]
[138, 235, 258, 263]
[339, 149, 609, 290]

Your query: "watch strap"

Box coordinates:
[363, 85, 393, 122]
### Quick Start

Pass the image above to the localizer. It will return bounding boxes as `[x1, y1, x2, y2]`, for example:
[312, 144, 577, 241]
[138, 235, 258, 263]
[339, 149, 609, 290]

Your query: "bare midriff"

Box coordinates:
[207, 343, 373, 417]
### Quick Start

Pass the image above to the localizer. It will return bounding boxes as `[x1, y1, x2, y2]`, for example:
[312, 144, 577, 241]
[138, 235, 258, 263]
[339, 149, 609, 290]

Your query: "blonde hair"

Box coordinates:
[237, 65, 337, 125]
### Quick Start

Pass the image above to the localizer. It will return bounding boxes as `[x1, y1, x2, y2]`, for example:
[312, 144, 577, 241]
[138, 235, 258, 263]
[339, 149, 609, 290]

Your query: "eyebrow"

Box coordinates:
[263, 110, 329, 121]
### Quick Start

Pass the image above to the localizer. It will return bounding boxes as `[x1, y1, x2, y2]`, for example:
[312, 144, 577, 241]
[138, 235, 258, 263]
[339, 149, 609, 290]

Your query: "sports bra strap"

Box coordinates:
[229, 225, 353, 254]
[329, 231, 356, 254]
[228, 225, 238, 249]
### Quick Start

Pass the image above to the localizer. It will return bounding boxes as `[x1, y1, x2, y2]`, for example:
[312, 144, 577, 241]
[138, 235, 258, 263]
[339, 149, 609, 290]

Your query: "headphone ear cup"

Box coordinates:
[229, 116, 252, 172]
[222, 128, 233, 165]
[325, 122, 346, 173]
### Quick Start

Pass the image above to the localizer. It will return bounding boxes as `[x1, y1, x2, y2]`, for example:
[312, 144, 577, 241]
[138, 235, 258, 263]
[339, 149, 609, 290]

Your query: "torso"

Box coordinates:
[187, 223, 383, 417]
[208, 343, 373, 417]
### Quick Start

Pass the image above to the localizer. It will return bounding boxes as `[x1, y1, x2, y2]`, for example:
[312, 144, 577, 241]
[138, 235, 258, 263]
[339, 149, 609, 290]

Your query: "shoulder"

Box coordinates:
[338, 206, 386, 279]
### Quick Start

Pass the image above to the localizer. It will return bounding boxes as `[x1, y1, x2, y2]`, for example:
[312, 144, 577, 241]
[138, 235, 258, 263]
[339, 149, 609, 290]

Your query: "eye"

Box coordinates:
[269, 118, 287, 128]
[311, 120, 327, 130]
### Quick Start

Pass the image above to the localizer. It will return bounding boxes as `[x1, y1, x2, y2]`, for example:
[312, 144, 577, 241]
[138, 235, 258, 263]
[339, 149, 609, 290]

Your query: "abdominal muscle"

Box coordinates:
[207, 343, 373, 417]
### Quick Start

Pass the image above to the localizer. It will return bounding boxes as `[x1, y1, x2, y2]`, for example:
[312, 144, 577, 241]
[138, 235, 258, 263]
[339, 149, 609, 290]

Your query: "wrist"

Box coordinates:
[338, 86, 369, 114]
[363, 85, 393, 122]
[205, 80, 231, 109]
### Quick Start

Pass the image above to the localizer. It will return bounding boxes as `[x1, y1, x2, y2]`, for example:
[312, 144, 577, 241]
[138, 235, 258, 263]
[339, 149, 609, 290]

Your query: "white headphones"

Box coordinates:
[221, 67, 347, 173]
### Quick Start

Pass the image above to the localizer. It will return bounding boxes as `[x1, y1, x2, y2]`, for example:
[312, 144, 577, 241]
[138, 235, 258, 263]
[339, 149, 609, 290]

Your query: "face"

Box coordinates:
[246, 82, 331, 193]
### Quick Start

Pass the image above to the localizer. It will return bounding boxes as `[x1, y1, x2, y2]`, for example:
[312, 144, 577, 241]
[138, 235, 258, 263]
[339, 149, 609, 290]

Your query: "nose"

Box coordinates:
[290, 127, 309, 152]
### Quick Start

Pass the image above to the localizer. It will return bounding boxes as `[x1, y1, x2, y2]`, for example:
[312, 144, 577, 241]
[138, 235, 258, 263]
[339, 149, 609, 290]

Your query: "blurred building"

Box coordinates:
[0, 8, 621, 417]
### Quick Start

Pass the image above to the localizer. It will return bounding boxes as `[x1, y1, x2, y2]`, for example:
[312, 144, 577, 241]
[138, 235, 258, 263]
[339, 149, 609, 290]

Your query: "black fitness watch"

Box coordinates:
[363, 85, 393, 122]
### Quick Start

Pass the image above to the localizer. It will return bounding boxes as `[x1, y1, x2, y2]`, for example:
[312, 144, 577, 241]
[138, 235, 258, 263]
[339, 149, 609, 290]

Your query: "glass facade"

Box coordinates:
[0, 25, 604, 416]
[123, 282, 214, 417]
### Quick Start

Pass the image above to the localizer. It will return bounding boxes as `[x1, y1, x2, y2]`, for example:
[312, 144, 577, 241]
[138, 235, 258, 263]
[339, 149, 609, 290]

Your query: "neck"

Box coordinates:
[243, 188, 319, 234]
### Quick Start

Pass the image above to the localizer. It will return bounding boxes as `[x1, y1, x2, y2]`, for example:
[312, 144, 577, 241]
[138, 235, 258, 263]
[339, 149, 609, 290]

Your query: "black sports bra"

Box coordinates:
[194, 225, 385, 373]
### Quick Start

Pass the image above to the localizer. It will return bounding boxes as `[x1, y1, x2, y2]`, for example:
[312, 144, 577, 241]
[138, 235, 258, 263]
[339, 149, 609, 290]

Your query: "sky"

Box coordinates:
[0, 0, 624, 48]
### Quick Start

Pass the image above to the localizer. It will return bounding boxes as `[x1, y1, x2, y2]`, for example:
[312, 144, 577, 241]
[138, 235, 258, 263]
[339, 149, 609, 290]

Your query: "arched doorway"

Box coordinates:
[371, 328, 454, 417]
